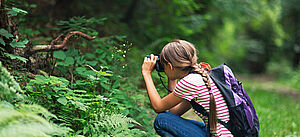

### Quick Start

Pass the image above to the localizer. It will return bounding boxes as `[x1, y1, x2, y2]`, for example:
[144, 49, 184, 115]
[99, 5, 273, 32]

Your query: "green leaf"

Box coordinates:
[100, 82, 111, 90]
[0, 29, 14, 38]
[112, 81, 121, 89]
[85, 53, 96, 59]
[7, 7, 28, 17]
[12, 7, 28, 14]
[57, 97, 67, 105]
[4, 53, 28, 63]
[75, 56, 85, 65]
[65, 57, 74, 65]
[76, 67, 86, 72]
[96, 70, 112, 77]
[76, 67, 88, 77]
[115, 35, 127, 41]
[71, 101, 87, 111]
[53, 51, 66, 60]
[86, 70, 96, 76]
[56, 62, 68, 67]
[33, 75, 46, 84]
[0, 47, 5, 51]
[86, 61, 97, 66]
[0, 38, 5, 46]
[10, 39, 28, 48]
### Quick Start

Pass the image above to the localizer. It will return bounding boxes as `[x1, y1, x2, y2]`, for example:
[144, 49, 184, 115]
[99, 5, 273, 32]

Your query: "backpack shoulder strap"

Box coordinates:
[189, 100, 212, 137]
[209, 63, 236, 107]
[190, 100, 208, 116]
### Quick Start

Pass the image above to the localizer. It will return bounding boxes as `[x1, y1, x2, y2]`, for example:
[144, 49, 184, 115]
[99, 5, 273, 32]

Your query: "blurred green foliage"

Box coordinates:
[5, 0, 299, 72]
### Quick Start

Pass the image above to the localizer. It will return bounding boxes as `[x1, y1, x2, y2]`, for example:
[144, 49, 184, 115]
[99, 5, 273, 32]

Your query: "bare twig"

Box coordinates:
[50, 33, 64, 46]
[30, 31, 96, 53]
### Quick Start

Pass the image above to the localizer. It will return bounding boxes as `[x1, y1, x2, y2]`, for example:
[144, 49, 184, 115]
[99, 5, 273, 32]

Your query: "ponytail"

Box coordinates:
[193, 63, 218, 131]
[209, 92, 217, 131]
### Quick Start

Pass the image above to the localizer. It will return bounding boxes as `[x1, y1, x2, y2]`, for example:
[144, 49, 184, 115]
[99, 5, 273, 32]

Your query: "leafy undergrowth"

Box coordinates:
[1, 16, 160, 136]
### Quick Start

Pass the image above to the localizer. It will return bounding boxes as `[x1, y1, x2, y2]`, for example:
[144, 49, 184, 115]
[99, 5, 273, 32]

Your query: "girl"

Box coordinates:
[142, 40, 232, 137]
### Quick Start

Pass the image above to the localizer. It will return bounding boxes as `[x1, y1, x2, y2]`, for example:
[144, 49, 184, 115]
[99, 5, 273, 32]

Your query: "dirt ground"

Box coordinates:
[238, 74, 300, 103]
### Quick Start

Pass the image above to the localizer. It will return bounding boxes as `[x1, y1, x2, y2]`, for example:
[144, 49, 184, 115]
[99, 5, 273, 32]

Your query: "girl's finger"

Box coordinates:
[151, 54, 154, 61]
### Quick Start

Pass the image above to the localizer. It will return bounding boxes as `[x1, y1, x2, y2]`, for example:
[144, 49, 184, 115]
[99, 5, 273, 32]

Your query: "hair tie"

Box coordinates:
[200, 62, 211, 71]
[209, 90, 213, 94]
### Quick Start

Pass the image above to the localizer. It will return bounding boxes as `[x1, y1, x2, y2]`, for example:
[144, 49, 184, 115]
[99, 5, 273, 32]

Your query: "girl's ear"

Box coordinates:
[168, 63, 175, 71]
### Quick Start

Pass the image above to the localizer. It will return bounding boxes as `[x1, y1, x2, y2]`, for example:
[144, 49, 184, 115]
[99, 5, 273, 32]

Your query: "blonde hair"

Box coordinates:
[160, 40, 218, 131]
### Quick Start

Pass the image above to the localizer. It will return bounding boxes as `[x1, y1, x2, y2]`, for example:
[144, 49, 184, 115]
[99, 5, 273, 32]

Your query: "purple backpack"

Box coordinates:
[190, 64, 259, 137]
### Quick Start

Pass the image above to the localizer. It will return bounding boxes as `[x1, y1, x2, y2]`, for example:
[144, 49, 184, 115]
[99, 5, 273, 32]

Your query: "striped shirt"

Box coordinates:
[173, 73, 233, 137]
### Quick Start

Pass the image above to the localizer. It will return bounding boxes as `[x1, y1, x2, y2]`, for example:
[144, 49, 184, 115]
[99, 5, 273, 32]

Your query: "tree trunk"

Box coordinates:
[293, 12, 300, 68]
[121, 0, 139, 24]
[0, 0, 19, 54]
[0, 0, 9, 30]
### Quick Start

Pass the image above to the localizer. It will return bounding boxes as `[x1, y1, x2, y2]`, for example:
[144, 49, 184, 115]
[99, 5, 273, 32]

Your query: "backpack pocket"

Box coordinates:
[223, 103, 251, 137]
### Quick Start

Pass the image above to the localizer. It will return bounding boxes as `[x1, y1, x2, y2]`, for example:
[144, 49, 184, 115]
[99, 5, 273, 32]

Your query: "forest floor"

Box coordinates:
[182, 74, 300, 120]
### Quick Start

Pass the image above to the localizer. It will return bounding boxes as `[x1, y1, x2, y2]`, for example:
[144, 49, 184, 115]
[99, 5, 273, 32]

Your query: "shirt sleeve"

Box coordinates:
[173, 75, 202, 101]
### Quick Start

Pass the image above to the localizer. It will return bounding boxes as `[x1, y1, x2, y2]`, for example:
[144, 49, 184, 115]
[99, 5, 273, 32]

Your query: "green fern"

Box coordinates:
[56, 16, 106, 36]
[0, 101, 69, 137]
[25, 75, 114, 129]
[0, 61, 24, 102]
[83, 111, 146, 136]
[17, 103, 58, 121]
[0, 61, 70, 137]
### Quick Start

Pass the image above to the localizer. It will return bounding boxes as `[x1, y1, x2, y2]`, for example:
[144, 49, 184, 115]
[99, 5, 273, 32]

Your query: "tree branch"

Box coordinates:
[30, 31, 96, 53]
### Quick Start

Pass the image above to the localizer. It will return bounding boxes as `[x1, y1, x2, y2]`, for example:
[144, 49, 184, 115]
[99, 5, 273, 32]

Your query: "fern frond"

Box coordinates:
[17, 104, 58, 121]
[83, 112, 143, 136]
[0, 101, 69, 137]
[0, 61, 24, 102]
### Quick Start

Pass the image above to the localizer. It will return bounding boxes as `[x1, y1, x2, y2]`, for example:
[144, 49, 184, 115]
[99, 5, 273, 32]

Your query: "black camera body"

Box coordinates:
[146, 54, 164, 72]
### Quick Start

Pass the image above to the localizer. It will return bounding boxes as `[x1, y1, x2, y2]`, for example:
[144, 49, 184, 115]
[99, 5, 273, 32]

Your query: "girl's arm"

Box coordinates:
[142, 55, 185, 113]
[168, 79, 191, 116]
[169, 100, 191, 116]
[142, 73, 184, 113]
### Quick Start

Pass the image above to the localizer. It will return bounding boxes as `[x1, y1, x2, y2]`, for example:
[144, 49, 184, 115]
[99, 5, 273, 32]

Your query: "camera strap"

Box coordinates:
[157, 72, 172, 93]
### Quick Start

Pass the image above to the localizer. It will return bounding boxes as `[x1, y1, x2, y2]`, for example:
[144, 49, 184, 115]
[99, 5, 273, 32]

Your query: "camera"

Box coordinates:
[146, 54, 164, 72]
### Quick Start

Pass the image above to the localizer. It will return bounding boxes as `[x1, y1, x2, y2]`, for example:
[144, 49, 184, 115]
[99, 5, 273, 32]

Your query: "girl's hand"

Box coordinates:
[142, 54, 158, 76]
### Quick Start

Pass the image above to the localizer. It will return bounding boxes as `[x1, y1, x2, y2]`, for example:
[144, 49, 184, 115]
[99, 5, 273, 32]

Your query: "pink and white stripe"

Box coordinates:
[173, 73, 232, 137]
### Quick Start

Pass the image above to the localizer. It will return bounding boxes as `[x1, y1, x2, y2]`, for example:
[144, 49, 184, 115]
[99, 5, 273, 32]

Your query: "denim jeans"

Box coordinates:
[154, 112, 207, 137]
